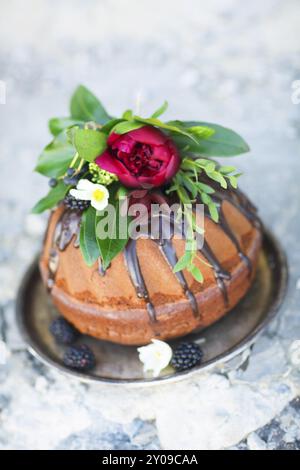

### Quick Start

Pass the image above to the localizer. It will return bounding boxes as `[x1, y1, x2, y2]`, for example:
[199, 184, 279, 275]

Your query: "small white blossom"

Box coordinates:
[70, 179, 109, 211]
[137, 339, 173, 377]
[289, 340, 300, 366]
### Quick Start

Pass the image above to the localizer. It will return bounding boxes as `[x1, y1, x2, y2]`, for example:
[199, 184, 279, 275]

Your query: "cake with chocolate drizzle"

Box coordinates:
[34, 86, 262, 345]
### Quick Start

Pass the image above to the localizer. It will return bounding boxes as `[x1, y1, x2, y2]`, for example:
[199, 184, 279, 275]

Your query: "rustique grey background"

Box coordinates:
[0, 0, 300, 450]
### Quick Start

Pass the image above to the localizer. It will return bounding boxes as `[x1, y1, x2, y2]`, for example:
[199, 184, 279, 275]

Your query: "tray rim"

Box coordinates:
[16, 227, 288, 387]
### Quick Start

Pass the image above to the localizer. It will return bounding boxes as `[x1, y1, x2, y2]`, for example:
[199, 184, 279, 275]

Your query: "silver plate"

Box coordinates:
[16, 228, 288, 386]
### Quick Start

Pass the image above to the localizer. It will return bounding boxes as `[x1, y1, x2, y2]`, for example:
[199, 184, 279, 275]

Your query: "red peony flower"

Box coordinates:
[95, 125, 180, 188]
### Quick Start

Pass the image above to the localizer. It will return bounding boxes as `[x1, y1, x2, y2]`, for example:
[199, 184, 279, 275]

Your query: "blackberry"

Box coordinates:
[63, 344, 96, 371]
[50, 317, 79, 345]
[66, 167, 76, 176]
[63, 193, 90, 211]
[63, 175, 79, 186]
[49, 177, 57, 188]
[171, 342, 203, 371]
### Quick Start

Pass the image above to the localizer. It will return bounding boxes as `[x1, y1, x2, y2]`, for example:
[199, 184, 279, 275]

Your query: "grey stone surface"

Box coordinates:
[233, 397, 300, 450]
[0, 0, 300, 450]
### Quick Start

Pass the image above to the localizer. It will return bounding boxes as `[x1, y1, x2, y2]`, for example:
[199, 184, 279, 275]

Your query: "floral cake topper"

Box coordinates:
[33, 85, 249, 281]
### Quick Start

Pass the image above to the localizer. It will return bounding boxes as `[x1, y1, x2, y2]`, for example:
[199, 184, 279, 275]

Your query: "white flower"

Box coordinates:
[137, 339, 173, 377]
[70, 179, 109, 211]
[289, 340, 300, 366]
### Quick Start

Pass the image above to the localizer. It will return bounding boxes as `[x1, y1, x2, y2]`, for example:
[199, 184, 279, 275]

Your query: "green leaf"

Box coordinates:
[49, 117, 84, 136]
[170, 121, 250, 157]
[74, 128, 107, 162]
[79, 207, 100, 266]
[151, 101, 168, 119]
[201, 193, 212, 205]
[101, 118, 124, 134]
[173, 251, 193, 273]
[206, 170, 227, 189]
[112, 120, 144, 135]
[177, 186, 191, 204]
[180, 159, 199, 172]
[196, 182, 215, 194]
[181, 174, 198, 198]
[195, 158, 215, 168]
[35, 131, 75, 178]
[133, 116, 199, 144]
[219, 165, 237, 175]
[70, 85, 111, 124]
[115, 185, 129, 200]
[229, 175, 238, 188]
[204, 161, 216, 173]
[208, 202, 219, 223]
[187, 125, 215, 139]
[187, 264, 204, 283]
[96, 197, 130, 270]
[122, 109, 133, 120]
[32, 181, 69, 214]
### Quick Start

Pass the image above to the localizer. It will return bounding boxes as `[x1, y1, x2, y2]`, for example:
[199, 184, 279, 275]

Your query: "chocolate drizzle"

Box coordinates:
[124, 239, 157, 322]
[219, 207, 252, 275]
[47, 187, 261, 324]
[200, 241, 231, 306]
[211, 188, 261, 230]
[158, 239, 200, 318]
[201, 184, 261, 278]
[47, 209, 81, 290]
[55, 210, 81, 251]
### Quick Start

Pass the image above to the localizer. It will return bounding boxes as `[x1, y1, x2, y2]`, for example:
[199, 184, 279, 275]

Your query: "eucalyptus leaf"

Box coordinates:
[49, 117, 84, 136]
[35, 131, 75, 178]
[32, 181, 69, 214]
[79, 206, 100, 266]
[70, 85, 111, 124]
[74, 128, 107, 162]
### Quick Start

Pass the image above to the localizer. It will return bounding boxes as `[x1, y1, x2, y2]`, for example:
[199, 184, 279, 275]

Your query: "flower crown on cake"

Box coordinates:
[33, 85, 249, 281]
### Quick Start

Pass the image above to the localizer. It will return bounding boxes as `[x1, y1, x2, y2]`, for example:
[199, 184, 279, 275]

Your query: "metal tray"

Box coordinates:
[16, 228, 288, 386]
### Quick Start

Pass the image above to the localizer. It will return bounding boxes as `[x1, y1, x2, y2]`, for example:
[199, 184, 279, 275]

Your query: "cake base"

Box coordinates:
[16, 228, 288, 385]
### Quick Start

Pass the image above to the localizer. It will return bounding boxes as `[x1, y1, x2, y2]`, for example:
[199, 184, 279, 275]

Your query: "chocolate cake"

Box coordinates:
[39, 187, 262, 345]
